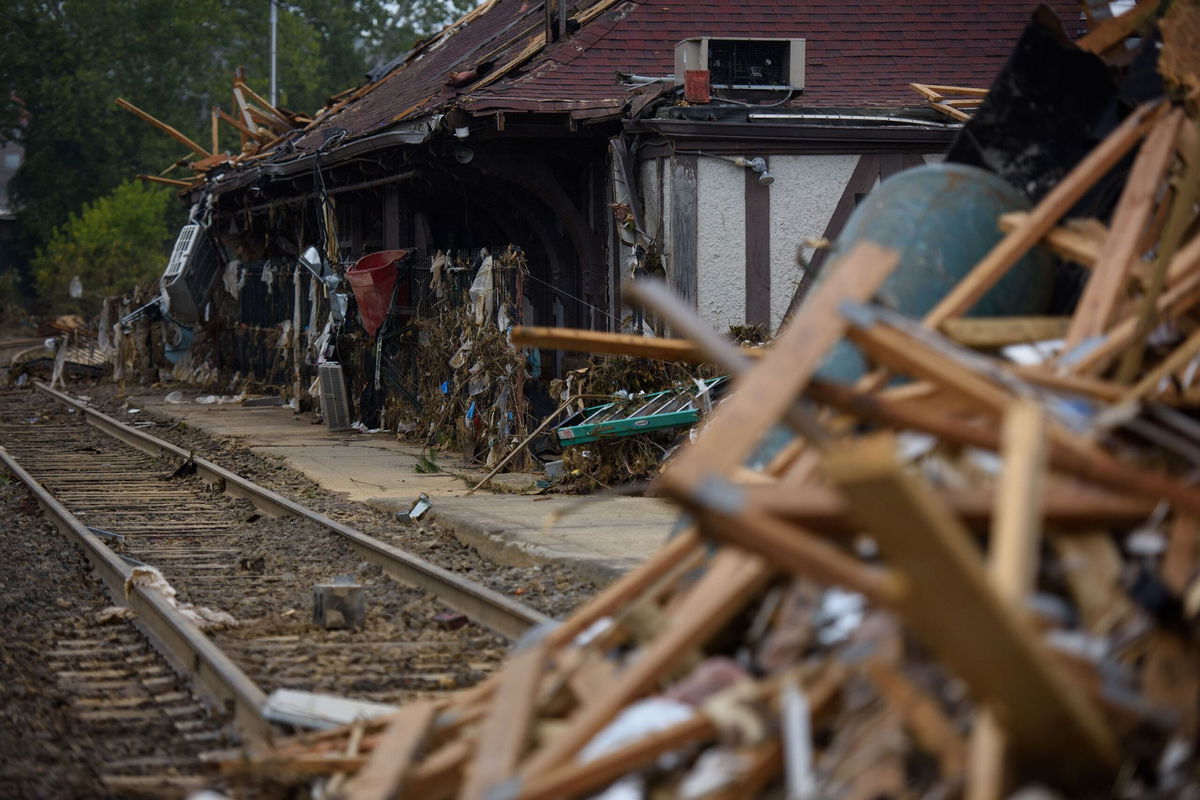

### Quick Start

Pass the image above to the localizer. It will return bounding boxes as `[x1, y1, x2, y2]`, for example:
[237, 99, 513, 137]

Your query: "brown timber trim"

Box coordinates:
[745, 158, 771, 326]
[785, 153, 929, 316]
[383, 186, 401, 250]
[671, 153, 699, 306]
[805, 154, 881, 276]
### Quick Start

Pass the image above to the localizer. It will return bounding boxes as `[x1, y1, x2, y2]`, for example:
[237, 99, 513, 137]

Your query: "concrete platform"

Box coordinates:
[123, 391, 675, 583]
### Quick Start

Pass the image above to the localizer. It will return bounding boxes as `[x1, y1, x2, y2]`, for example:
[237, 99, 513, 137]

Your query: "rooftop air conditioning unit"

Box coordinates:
[674, 38, 805, 91]
[318, 362, 352, 431]
[161, 222, 223, 325]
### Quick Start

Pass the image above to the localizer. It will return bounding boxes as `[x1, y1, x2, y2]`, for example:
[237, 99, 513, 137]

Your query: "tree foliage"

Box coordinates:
[0, 0, 477, 306]
[30, 181, 174, 315]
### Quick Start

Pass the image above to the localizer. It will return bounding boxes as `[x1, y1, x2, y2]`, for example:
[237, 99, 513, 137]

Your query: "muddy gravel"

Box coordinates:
[0, 477, 228, 798]
[0, 390, 515, 706]
[79, 383, 597, 620]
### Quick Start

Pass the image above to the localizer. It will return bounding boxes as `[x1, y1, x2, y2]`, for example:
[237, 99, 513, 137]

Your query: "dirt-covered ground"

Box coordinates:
[80, 382, 597, 620]
[0, 478, 225, 798]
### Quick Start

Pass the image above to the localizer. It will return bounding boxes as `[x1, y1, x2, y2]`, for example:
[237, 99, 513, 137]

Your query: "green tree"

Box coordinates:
[0, 0, 480, 298]
[30, 180, 174, 315]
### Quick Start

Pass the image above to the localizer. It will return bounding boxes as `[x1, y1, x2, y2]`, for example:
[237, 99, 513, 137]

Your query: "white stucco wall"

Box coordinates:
[695, 157, 746, 331]
[767, 154, 861, 330]
[634, 150, 947, 334]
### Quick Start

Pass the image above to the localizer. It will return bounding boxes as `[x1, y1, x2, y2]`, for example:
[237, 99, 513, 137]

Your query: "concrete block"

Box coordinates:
[313, 580, 365, 629]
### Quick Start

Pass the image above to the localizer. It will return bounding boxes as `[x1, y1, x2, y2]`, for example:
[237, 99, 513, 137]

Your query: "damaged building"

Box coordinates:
[176, 0, 1085, 424]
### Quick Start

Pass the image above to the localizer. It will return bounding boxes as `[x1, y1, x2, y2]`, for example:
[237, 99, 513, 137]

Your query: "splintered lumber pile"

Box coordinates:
[118, 72, 312, 191]
[909, 83, 988, 122]
[214, 92, 1200, 798]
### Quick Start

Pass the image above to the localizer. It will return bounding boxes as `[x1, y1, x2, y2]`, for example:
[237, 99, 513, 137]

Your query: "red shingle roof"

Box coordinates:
[296, 0, 1087, 150]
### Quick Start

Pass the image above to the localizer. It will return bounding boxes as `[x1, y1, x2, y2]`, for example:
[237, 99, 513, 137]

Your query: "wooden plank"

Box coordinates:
[1065, 110, 1184, 350]
[1077, 0, 1158, 54]
[997, 212, 1105, 268]
[115, 98, 209, 158]
[696, 506, 903, 606]
[459, 640, 548, 800]
[968, 402, 1047, 800]
[919, 84, 990, 96]
[210, 106, 219, 154]
[824, 436, 1119, 779]
[924, 102, 1163, 329]
[136, 174, 195, 188]
[214, 106, 261, 142]
[1053, 533, 1136, 634]
[844, 320, 1200, 517]
[1069, 235, 1200, 376]
[941, 316, 1070, 348]
[343, 701, 437, 800]
[659, 242, 897, 501]
[865, 658, 966, 779]
[745, 159, 771, 327]
[232, 85, 257, 136]
[744, 481, 1153, 533]
[1115, 116, 1200, 382]
[1006, 364, 1124, 402]
[544, 527, 702, 649]
[1163, 514, 1200, 595]
[510, 325, 763, 363]
[518, 549, 771, 778]
[989, 402, 1048, 607]
[1121, 325, 1200, 403]
[233, 79, 290, 129]
[520, 714, 713, 800]
[670, 154, 699, 306]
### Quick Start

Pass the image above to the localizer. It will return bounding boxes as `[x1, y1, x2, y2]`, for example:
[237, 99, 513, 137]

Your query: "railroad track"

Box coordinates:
[0, 384, 553, 748]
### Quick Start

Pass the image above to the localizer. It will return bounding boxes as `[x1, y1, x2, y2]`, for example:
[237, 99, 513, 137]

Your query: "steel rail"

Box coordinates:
[0, 446, 274, 747]
[34, 382, 552, 640]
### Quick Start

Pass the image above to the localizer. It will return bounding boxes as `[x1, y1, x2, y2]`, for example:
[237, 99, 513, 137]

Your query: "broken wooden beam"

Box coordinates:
[510, 325, 763, 363]
[825, 435, 1119, 780]
[656, 242, 898, 500]
[923, 101, 1164, 328]
[115, 97, 210, 158]
[1065, 109, 1184, 350]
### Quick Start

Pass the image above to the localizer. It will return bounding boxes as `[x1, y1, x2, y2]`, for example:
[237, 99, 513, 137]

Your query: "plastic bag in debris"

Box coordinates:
[678, 748, 750, 800]
[449, 340, 472, 370]
[430, 251, 447, 296]
[276, 320, 292, 349]
[164, 391, 186, 404]
[124, 565, 237, 631]
[469, 255, 496, 326]
[261, 262, 276, 294]
[125, 565, 178, 604]
[468, 361, 490, 397]
[178, 604, 238, 631]
[222, 259, 246, 298]
[589, 776, 644, 800]
[814, 588, 866, 646]
[579, 697, 695, 763]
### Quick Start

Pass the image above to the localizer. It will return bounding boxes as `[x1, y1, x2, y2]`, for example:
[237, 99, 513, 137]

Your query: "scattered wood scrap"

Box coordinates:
[117, 73, 307, 191]
[909, 83, 988, 122]
[210, 25, 1200, 800]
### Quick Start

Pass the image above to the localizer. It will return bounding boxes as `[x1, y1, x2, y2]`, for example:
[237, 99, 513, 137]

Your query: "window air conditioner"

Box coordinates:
[161, 222, 223, 325]
[674, 38, 805, 91]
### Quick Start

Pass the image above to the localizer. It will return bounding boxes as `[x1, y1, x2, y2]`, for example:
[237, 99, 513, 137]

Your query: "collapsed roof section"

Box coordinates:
[255, 0, 1088, 162]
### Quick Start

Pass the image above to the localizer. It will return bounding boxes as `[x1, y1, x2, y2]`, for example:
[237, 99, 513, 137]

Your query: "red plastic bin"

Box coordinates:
[346, 249, 411, 336]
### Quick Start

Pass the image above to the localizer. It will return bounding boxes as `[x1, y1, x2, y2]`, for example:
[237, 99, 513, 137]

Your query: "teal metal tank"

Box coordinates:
[811, 162, 1054, 383]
